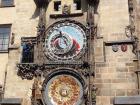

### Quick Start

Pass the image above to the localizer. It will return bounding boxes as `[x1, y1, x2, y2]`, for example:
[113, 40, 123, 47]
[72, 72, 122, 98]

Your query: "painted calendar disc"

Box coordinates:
[42, 69, 85, 105]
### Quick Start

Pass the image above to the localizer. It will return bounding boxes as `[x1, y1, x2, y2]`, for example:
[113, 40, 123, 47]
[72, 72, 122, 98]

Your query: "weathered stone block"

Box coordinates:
[96, 73, 102, 78]
[116, 73, 126, 79]
[127, 89, 138, 96]
[95, 63, 109, 68]
[116, 67, 128, 72]
[103, 79, 111, 83]
[116, 89, 126, 96]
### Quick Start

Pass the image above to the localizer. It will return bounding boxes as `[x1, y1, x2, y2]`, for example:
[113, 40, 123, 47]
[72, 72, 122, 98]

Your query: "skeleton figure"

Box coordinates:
[63, 5, 70, 15]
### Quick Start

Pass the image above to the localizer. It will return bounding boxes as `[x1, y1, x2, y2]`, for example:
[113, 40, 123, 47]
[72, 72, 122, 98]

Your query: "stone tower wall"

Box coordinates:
[0, 0, 139, 105]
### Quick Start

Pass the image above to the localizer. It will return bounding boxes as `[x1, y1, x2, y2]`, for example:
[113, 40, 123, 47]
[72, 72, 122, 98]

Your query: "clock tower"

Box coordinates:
[17, 0, 99, 105]
[0, 0, 139, 105]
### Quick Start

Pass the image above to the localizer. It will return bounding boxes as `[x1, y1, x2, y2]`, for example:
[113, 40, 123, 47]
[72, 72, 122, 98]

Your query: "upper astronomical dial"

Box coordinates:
[45, 21, 87, 61]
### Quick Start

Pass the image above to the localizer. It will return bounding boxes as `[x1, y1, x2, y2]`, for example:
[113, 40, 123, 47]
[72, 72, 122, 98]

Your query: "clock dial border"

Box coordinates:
[44, 20, 87, 61]
[42, 68, 86, 105]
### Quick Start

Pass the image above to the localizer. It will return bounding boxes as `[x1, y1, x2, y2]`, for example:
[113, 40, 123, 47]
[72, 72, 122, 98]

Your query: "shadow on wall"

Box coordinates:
[82, 0, 100, 14]
[31, 0, 50, 19]
[81, 0, 88, 13]
[31, 8, 40, 19]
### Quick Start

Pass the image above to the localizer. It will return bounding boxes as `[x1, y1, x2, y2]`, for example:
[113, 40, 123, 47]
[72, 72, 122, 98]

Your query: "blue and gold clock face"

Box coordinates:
[45, 21, 86, 61]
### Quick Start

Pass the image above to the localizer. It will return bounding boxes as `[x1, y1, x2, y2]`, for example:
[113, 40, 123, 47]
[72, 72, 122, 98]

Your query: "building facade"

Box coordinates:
[0, 0, 140, 105]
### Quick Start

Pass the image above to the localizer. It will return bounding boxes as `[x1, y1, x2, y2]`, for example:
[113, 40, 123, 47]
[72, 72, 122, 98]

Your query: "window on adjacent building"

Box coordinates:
[74, 0, 81, 10]
[1, 0, 14, 7]
[0, 25, 11, 52]
[54, 1, 61, 11]
[21, 43, 34, 63]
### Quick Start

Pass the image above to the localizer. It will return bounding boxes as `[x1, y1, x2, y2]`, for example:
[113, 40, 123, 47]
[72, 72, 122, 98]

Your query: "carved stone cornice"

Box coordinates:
[17, 63, 38, 80]
[17, 61, 92, 80]
[21, 37, 37, 45]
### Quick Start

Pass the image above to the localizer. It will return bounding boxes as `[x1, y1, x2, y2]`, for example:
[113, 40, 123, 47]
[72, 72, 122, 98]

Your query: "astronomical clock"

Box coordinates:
[17, 0, 99, 105]
[40, 20, 88, 105]
[37, 19, 89, 105]
[44, 20, 87, 61]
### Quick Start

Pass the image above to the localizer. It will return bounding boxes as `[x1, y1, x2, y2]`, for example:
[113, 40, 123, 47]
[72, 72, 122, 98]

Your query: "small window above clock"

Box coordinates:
[54, 1, 61, 11]
[74, 0, 81, 10]
[50, 0, 83, 18]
